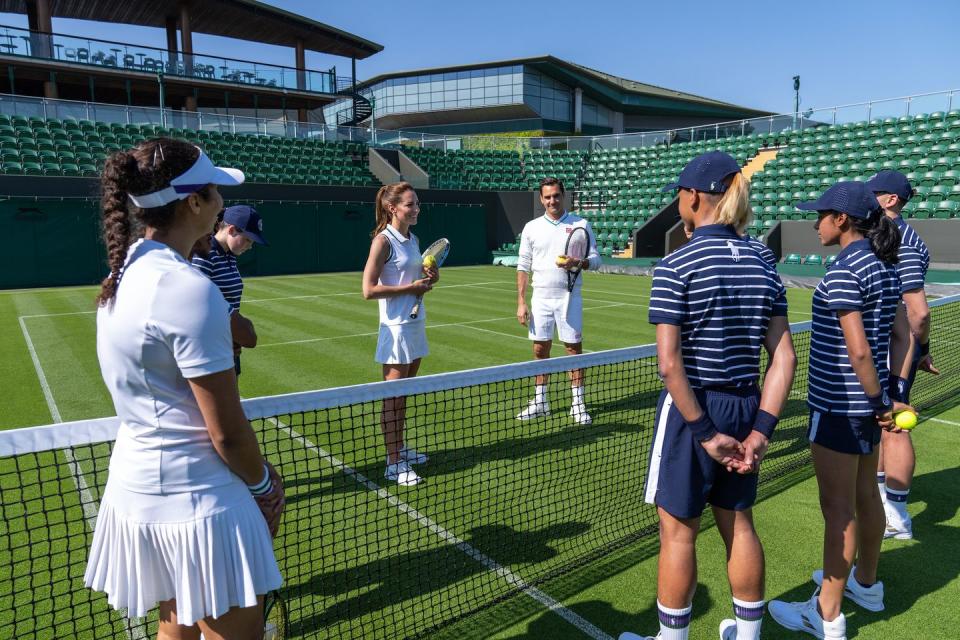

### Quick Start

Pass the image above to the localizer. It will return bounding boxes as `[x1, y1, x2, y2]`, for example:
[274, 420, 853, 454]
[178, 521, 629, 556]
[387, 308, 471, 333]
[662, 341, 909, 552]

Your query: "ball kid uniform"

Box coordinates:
[375, 224, 428, 364]
[887, 215, 930, 402]
[744, 235, 778, 268]
[645, 224, 788, 518]
[806, 239, 900, 454]
[517, 211, 601, 343]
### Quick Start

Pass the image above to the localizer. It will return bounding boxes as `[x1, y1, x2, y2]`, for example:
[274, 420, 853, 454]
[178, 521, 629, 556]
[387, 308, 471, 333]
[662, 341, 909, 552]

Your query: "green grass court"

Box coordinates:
[1, 266, 959, 639]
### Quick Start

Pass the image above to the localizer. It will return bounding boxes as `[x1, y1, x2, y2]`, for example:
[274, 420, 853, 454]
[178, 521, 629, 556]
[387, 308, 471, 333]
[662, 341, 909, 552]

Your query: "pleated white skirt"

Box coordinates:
[375, 321, 429, 364]
[84, 476, 282, 626]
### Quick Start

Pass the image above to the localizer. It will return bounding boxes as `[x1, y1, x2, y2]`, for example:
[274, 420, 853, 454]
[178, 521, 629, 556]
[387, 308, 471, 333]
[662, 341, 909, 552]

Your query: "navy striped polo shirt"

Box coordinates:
[893, 216, 929, 293]
[192, 236, 243, 313]
[648, 224, 789, 388]
[808, 239, 901, 415]
[744, 235, 778, 267]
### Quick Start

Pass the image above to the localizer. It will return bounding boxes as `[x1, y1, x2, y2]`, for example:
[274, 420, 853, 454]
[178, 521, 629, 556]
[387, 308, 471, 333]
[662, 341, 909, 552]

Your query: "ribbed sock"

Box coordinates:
[733, 597, 765, 640]
[571, 384, 585, 405]
[886, 487, 909, 518]
[877, 472, 887, 506]
[657, 601, 691, 640]
[534, 384, 547, 405]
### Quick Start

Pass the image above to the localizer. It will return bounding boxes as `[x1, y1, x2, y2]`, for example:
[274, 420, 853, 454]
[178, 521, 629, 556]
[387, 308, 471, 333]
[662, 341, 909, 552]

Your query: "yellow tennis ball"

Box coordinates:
[895, 411, 918, 431]
[423, 255, 437, 269]
[555, 255, 567, 266]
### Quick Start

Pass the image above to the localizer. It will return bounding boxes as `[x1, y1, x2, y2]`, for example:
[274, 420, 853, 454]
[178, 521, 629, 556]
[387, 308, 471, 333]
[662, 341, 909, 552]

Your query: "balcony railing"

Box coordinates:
[0, 24, 336, 95]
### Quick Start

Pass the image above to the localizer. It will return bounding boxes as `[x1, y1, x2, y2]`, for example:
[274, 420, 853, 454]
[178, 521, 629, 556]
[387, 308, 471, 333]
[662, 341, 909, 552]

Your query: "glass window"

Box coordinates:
[471, 87, 484, 100]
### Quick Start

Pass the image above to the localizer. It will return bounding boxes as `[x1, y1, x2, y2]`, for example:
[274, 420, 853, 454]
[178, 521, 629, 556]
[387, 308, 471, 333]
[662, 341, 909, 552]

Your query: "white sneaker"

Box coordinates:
[399, 446, 428, 465]
[884, 503, 913, 540]
[618, 633, 659, 640]
[570, 403, 592, 425]
[516, 399, 550, 420]
[769, 593, 846, 639]
[811, 566, 885, 611]
[719, 618, 737, 640]
[384, 461, 422, 486]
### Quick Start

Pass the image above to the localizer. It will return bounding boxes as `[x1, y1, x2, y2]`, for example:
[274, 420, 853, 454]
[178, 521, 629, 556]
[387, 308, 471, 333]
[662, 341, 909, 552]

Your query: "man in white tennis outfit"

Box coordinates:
[516, 177, 601, 425]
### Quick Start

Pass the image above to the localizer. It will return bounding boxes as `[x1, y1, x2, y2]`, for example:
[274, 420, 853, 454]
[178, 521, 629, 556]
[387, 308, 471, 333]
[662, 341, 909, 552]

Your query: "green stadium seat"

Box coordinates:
[784, 253, 802, 265]
[804, 254, 824, 266]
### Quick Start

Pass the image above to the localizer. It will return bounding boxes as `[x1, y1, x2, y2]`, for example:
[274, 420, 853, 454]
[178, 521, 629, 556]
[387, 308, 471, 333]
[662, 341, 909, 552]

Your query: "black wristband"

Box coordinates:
[919, 342, 930, 357]
[866, 390, 893, 414]
[686, 413, 718, 441]
[753, 409, 779, 439]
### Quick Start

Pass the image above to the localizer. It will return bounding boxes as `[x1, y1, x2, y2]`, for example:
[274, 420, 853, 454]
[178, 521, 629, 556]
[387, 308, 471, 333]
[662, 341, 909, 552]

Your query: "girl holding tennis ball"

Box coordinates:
[362, 182, 438, 487]
[770, 182, 914, 640]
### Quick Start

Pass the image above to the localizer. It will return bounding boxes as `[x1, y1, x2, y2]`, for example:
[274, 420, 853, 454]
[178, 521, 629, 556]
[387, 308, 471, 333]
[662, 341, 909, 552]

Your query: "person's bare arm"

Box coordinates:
[361, 235, 432, 300]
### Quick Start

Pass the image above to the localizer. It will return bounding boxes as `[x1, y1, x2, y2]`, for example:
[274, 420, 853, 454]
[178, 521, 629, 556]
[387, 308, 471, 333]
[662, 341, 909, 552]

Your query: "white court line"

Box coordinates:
[18, 318, 147, 638]
[461, 284, 649, 309]
[258, 302, 631, 348]
[923, 416, 960, 427]
[269, 418, 612, 640]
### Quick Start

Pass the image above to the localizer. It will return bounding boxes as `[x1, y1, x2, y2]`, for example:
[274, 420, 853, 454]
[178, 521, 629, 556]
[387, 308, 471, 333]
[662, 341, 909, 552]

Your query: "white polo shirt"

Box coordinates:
[517, 211, 601, 298]
[96, 239, 236, 494]
[378, 224, 424, 325]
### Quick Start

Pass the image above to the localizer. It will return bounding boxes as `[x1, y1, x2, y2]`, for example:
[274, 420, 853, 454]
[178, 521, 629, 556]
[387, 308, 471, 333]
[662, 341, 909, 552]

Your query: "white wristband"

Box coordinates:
[248, 464, 272, 496]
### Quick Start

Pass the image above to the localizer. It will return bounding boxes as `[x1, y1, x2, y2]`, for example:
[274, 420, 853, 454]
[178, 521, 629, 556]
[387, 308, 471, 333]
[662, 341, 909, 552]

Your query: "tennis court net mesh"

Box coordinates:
[2, 294, 959, 639]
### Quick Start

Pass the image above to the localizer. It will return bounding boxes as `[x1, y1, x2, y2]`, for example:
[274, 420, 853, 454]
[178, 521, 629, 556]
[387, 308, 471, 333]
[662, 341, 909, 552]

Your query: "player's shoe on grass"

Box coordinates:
[569, 403, 592, 425]
[385, 461, 422, 487]
[883, 503, 913, 540]
[719, 618, 737, 640]
[617, 632, 659, 640]
[769, 593, 846, 639]
[516, 399, 550, 420]
[811, 565, 885, 611]
[399, 446, 428, 465]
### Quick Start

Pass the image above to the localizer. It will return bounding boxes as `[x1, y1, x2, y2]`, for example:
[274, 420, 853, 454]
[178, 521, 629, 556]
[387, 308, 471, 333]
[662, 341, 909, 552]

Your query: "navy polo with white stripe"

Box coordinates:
[808, 239, 900, 415]
[744, 235, 778, 268]
[893, 216, 929, 293]
[648, 224, 788, 388]
[192, 237, 243, 313]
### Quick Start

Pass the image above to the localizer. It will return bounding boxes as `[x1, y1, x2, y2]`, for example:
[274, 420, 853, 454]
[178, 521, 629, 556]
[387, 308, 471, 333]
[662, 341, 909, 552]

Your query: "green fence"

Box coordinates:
[0, 199, 490, 289]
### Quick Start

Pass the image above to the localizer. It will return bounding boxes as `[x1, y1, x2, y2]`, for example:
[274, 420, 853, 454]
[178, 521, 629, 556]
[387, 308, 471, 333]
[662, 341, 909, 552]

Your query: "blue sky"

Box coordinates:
[2, 0, 958, 116]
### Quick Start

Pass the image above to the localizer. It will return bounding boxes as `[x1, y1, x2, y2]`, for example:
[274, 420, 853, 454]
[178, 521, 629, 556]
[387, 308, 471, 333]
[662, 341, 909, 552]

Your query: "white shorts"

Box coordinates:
[528, 292, 583, 344]
[84, 477, 281, 626]
[376, 321, 429, 364]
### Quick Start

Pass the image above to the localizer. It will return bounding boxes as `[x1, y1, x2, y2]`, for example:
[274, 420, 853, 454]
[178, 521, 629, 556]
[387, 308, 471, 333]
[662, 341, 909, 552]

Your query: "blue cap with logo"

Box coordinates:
[222, 204, 268, 246]
[662, 151, 741, 193]
[795, 181, 881, 220]
[866, 169, 915, 202]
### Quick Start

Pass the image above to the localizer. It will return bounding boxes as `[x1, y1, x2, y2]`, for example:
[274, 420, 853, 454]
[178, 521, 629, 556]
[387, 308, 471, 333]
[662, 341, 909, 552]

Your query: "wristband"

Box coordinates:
[753, 410, 779, 439]
[919, 342, 930, 357]
[866, 390, 893, 414]
[685, 413, 718, 442]
[247, 464, 273, 496]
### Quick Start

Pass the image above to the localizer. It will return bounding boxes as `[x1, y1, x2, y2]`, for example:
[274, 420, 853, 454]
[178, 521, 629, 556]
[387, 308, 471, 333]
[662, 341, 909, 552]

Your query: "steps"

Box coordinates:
[742, 148, 780, 179]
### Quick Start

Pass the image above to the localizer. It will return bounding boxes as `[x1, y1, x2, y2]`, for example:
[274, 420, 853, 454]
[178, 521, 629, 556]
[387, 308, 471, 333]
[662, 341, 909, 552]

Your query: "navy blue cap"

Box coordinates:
[222, 205, 267, 246]
[795, 181, 881, 220]
[662, 151, 741, 193]
[866, 169, 915, 202]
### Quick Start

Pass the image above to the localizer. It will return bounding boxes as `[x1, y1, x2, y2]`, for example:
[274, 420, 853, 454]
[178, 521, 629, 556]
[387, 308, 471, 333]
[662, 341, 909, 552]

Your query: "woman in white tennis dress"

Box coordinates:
[362, 182, 438, 487]
[85, 138, 283, 639]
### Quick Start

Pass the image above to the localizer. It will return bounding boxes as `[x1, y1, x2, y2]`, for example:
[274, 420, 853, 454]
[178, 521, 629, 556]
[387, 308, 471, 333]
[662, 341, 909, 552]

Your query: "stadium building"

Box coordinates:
[322, 55, 772, 136]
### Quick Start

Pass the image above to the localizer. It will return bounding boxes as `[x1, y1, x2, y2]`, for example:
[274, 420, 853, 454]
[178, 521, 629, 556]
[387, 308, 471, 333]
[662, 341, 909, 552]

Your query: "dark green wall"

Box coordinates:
[0, 199, 490, 289]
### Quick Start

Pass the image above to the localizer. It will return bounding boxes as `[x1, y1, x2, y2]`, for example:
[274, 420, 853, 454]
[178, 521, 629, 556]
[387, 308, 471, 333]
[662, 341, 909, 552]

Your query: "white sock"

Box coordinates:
[886, 487, 909, 518]
[572, 385, 585, 406]
[733, 597, 764, 640]
[534, 384, 548, 405]
[877, 472, 887, 506]
[657, 601, 691, 640]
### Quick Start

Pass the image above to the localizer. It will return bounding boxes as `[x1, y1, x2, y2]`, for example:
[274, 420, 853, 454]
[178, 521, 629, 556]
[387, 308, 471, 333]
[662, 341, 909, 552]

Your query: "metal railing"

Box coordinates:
[0, 24, 336, 95]
[0, 87, 957, 153]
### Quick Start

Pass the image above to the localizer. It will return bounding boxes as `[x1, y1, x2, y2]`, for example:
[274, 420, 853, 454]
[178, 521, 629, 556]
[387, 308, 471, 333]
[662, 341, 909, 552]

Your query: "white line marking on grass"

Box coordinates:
[19, 318, 147, 638]
[269, 418, 612, 640]
[258, 302, 634, 348]
[923, 416, 960, 427]
[244, 281, 507, 303]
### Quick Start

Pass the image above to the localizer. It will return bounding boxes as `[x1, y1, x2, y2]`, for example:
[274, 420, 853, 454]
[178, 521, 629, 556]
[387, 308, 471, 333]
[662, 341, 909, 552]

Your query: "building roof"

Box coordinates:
[0, 0, 383, 58]
[352, 55, 771, 119]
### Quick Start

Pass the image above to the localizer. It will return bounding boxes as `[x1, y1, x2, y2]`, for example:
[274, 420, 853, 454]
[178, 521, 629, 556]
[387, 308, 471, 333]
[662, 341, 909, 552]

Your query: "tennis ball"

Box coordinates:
[423, 255, 437, 269]
[555, 255, 567, 266]
[895, 411, 918, 431]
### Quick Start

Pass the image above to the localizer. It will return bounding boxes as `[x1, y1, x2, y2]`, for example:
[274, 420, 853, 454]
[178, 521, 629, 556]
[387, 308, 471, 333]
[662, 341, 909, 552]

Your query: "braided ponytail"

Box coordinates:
[96, 151, 138, 306]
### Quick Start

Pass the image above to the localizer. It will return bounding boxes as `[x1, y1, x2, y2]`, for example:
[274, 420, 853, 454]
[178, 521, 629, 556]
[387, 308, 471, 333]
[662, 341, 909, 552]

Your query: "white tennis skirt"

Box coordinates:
[84, 476, 282, 626]
[376, 321, 428, 364]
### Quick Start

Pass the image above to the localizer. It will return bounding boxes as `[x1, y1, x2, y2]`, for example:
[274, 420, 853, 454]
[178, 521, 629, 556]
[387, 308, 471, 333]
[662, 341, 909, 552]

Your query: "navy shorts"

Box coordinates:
[889, 337, 923, 403]
[808, 410, 880, 455]
[644, 386, 760, 519]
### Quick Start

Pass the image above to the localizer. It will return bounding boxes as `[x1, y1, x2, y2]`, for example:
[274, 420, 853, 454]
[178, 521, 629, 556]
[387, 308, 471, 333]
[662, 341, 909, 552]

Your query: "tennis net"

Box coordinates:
[2, 294, 959, 639]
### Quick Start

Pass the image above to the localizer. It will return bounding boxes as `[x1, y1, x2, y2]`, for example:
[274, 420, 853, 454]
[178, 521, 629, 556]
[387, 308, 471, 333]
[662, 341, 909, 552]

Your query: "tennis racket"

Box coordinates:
[410, 237, 450, 319]
[562, 226, 590, 293]
[264, 589, 288, 640]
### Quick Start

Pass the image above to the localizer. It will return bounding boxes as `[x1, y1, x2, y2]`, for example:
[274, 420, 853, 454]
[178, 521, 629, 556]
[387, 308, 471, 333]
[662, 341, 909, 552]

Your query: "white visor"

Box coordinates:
[128, 149, 244, 209]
